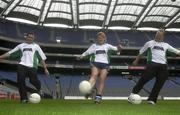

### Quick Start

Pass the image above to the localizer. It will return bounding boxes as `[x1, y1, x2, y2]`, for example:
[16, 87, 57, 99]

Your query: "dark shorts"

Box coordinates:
[90, 62, 109, 70]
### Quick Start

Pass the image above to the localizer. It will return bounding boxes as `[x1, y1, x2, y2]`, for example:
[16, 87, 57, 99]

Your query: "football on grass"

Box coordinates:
[79, 80, 91, 94]
[128, 94, 142, 104]
[29, 93, 41, 104]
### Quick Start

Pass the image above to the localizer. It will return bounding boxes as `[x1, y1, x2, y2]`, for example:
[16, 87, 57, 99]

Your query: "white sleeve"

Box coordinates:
[107, 44, 118, 51]
[81, 44, 95, 57]
[139, 42, 150, 55]
[8, 44, 21, 55]
[167, 44, 180, 54]
[36, 45, 47, 60]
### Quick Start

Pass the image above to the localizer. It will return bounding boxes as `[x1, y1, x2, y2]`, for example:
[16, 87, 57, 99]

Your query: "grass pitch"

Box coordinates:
[0, 99, 180, 115]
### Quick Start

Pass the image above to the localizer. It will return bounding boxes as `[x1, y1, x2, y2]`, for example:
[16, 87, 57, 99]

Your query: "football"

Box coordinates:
[79, 80, 91, 94]
[128, 94, 142, 104]
[29, 93, 41, 104]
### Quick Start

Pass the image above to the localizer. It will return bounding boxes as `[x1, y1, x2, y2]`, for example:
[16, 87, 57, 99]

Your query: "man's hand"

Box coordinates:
[76, 55, 83, 60]
[132, 54, 141, 66]
[44, 68, 49, 75]
[0, 53, 10, 60]
[132, 60, 138, 66]
[117, 44, 123, 52]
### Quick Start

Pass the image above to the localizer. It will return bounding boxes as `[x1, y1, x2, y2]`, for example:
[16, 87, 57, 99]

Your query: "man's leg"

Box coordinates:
[29, 68, 41, 93]
[17, 65, 28, 102]
[148, 65, 168, 103]
[132, 65, 155, 94]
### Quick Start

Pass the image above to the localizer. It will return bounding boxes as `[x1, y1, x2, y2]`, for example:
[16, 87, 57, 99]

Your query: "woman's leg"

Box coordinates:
[89, 66, 99, 88]
[97, 69, 108, 95]
[94, 69, 108, 103]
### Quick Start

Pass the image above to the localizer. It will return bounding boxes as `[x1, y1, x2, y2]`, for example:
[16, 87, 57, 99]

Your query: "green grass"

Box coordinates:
[0, 99, 180, 115]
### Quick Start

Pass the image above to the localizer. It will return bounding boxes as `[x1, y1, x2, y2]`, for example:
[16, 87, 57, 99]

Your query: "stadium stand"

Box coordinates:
[1, 70, 180, 99]
[0, 19, 180, 100]
[0, 71, 53, 98]
[1, 20, 180, 47]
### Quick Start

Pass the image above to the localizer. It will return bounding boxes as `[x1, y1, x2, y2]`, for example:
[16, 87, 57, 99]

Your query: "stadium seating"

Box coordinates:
[1, 20, 180, 47]
[0, 70, 53, 96]
[1, 70, 180, 98]
[0, 20, 180, 99]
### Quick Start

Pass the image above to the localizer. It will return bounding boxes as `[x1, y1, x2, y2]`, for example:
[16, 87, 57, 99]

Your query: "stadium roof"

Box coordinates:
[0, 0, 180, 30]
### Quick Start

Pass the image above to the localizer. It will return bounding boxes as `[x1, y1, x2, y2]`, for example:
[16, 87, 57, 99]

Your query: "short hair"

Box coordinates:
[96, 32, 107, 43]
[159, 29, 165, 32]
[157, 29, 165, 35]
[155, 29, 165, 39]
[26, 32, 34, 36]
[97, 32, 106, 38]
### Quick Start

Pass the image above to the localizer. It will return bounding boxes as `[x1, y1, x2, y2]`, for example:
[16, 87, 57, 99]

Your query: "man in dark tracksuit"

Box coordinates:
[129, 30, 180, 105]
[0, 32, 49, 103]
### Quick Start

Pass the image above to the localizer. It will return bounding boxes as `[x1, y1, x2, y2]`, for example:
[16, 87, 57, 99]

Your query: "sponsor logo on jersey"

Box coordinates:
[23, 48, 33, 52]
[153, 46, 164, 51]
[96, 50, 106, 54]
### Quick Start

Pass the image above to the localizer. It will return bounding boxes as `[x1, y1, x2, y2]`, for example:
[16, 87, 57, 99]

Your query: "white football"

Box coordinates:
[29, 93, 41, 104]
[79, 80, 91, 94]
[128, 94, 142, 104]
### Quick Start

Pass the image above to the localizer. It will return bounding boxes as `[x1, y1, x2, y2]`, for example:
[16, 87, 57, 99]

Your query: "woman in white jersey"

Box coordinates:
[0, 32, 49, 103]
[79, 32, 122, 103]
[129, 30, 180, 105]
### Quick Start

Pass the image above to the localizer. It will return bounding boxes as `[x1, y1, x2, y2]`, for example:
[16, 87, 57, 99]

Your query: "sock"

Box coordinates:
[96, 94, 102, 98]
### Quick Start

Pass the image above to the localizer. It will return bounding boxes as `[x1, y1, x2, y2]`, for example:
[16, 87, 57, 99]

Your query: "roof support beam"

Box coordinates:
[17, 5, 41, 11]
[102, 0, 112, 28]
[53, 1, 69, 4]
[79, 2, 107, 5]
[103, 0, 118, 29]
[76, 0, 79, 28]
[47, 11, 71, 14]
[165, 8, 180, 28]
[0, 0, 22, 18]
[116, 3, 144, 7]
[71, 0, 79, 28]
[37, 0, 47, 25]
[133, 0, 158, 28]
[1, 0, 9, 4]
[146, 15, 171, 18]
[155, 4, 180, 9]
[69, 0, 74, 27]
[38, 0, 52, 25]
[113, 13, 138, 17]
[80, 12, 105, 15]
[41, 0, 52, 25]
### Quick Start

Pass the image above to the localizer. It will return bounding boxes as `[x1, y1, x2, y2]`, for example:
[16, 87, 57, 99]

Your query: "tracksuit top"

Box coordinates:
[81, 43, 118, 64]
[8, 43, 46, 69]
[139, 40, 180, 64]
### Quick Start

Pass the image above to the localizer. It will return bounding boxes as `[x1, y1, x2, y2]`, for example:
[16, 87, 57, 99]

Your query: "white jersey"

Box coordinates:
[139, 40, 180, 64]
[81, 43, 118, 64]
[8, 43, 46, 69]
